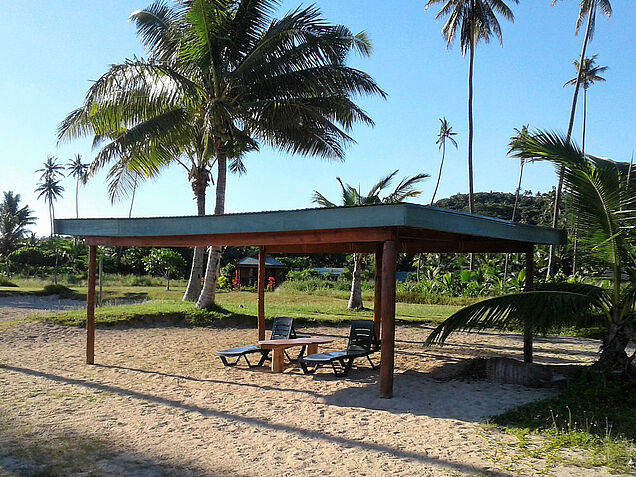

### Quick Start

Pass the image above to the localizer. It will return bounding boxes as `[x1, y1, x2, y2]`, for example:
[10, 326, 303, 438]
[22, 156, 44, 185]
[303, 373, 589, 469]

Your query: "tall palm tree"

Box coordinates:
[313, 170, 428, 309]
[0, 192, 36, 258]
[547, 0, 612, 278]
[503, 124, 529, 280]
[66, 154, 88, 219]
[564, 55, 607, 274]
[564, 55, 607, 154]
[35, 174, 64, 237]
[426, 131, 635, 372]
[430, 118, 458, 205]
[58, 0, 385, 309]
[425, 0, 518, 215]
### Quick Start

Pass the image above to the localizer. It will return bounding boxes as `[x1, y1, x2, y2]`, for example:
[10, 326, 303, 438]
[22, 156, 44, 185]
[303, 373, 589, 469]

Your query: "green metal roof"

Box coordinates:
[54, 203, 565, 246]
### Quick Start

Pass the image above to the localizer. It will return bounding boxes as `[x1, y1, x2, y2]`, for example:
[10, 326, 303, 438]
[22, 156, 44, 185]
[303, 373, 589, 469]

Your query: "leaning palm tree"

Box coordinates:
[425, 0, 518, 215]
[35, 174, 64, 237]
[313, 170, 428, 309]
[66, 154, 88, 219]
[58, 0, 385, 309]
[564, 55, 607, 155]
[426, 131, 635, 372]
[547, 0, 612, 278]
[430, 118, 458, 205]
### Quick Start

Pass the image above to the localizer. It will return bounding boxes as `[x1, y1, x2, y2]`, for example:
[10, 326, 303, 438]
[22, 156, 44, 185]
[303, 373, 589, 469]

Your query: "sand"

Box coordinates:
[0, 296, 613, 476]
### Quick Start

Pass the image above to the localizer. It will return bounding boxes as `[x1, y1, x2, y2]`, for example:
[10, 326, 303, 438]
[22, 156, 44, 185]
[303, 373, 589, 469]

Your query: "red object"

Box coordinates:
[268, 276, 276, 288]
[232, 277, 239, 289]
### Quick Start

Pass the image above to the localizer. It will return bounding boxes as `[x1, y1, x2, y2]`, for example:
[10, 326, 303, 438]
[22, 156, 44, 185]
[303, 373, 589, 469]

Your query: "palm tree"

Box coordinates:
[430, 118, 458, 205]
[564, 56, 607, 274]
[66, 154, 88, 219]
[35, 174, 64, 237]
[426, 131, 635, 372]
[425, 0, 518, 216]
[0, 192, 36, 258]
[547, 0, 612, 278]
[564, 55, 607, 155]
[313, 170, 428, 309]
[58, 0, 385, 308]
[503, 125, 529, 280]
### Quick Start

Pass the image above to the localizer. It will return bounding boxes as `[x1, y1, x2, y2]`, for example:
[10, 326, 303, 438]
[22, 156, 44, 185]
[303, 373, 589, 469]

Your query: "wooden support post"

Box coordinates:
[523, 246, 534, 363]
[86, 245, 97, 365]
[373, 246, 383, 341]
[379, 240, 396, 399]
[257, 246, 266, 341]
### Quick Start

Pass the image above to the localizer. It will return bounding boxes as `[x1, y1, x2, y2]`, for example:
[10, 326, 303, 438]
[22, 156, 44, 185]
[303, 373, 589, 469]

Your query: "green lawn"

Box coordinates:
[0, 285, 461, 327]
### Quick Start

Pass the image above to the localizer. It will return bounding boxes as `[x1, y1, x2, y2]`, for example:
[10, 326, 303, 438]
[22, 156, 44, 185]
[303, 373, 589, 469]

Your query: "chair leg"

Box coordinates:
[367, 355, 379, 370]
[219, 356, 241, 367]
[257, 351, 270, 367]
[301, 361, 318, 375]
[285, 345, 306, 363]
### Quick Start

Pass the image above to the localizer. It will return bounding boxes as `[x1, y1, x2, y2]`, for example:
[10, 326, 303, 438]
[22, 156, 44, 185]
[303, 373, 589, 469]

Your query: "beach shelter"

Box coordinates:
[54, 203, 565, 398]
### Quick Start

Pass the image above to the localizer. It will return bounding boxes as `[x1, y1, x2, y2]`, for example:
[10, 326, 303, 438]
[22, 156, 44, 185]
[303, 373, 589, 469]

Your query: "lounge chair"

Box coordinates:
[216, 317, 304, 367]
[299, 320, 380, 376]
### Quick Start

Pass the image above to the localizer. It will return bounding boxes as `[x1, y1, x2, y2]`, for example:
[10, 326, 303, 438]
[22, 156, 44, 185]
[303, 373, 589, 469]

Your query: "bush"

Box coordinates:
[39, 284, 76, 299]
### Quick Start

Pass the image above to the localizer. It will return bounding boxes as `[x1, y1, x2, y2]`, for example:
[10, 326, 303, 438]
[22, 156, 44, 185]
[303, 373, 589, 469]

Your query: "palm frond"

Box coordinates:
[425, 283, 609, 346]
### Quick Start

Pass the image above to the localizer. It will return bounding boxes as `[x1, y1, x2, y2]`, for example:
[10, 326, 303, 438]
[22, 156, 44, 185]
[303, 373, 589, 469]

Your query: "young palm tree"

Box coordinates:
[0, 192, 36, 257]
[426, 131, 635, 372]
[425, 0, 518, 215]
[66, 154, 88, 219]
[547, 0, 612, 277]
[430, 118, 458, 205]
[313, 170, 428, 309]
[58, 0, 385, 308]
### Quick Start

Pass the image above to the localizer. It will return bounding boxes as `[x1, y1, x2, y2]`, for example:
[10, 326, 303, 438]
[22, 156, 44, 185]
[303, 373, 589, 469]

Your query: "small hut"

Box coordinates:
[235, 256, 286, 287]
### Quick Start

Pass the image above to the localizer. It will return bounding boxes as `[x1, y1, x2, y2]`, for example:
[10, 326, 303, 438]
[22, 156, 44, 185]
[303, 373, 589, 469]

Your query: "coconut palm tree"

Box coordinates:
[0, 192, 36, 258]
[426, 131, 636, 372]
[425, 0, 518, 216]
[564, 55, 607, 154]
[430, 118, 458, 205]
[503, 125, 529, 280]
[313, 170, 428, 309]
[564, 56, 607, 273]
[547, 0, 612, 278]
[35, 173, 64, 237]
[66, 154, 88, 219]
[58, 0, 385, 308]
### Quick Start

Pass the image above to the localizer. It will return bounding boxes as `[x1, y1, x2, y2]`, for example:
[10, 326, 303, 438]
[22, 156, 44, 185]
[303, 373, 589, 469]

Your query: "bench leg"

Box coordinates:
[271, 348, 285, 373]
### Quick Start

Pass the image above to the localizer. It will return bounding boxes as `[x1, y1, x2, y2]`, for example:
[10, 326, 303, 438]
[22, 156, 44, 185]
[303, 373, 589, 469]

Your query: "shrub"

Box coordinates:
[0, 275, 17, 287]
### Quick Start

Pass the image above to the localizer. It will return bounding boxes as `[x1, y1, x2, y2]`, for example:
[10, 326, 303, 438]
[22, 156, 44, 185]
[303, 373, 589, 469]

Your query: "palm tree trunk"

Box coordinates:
[49, 201, 54, 237]
[597, 308, 630, 371]
[348, 253, 363, 309]
[183, 172, 207, 302]
[75, 179, 79, 219]
[197, 143, 227, 309]
[572, 90, 587, 275]
[467, 29, 475, 272]
[430, 142, 446, 205]
[548, 6, 594, 278]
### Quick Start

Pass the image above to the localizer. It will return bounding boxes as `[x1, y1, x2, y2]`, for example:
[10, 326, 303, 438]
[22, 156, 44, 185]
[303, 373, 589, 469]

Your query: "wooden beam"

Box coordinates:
[373, 246, 383, 341]
[397, 239, 529, 254]
[257, 247, 266, 341]
[266, 243, 380, 254]
[379, 240, 396, 399]
[84, 227, 396, 248]
[523, 246, 534, 363]
[86, 245, 97, 365]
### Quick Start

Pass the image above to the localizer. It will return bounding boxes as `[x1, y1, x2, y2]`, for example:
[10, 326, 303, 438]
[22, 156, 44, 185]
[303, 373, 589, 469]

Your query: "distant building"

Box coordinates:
[235, 256, 287, 287]
[312, 267, 345, 280]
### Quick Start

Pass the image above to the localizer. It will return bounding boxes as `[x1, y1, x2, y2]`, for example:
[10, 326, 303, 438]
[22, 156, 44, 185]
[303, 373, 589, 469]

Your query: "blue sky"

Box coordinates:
[1, 1, 634, 237]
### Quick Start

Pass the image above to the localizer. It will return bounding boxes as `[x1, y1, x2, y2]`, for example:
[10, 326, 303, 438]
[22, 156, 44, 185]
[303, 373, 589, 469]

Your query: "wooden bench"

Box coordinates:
[258, 337, 334, 373]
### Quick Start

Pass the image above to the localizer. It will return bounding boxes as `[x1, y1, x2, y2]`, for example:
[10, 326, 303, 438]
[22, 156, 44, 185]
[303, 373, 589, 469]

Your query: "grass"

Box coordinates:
[490, 373, 636, 474]
[21, 287, 462, 328]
